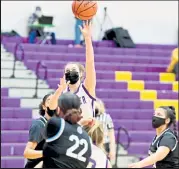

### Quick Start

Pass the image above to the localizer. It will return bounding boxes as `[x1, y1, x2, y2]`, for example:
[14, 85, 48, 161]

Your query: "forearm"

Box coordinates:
[85, 37, 94, 63]
[138, 153, 161, 168]
[109, 130, 116, 152]
[24, 149, 43, 159]
[49, 88, 63, 110]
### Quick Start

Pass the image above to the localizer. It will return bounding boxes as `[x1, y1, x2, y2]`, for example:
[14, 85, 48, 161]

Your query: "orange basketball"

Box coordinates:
[72, 0, 98, 21]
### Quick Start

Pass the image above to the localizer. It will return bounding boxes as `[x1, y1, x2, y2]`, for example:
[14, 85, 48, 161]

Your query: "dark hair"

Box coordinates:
[35, 6, 41, 11]
[58, 92, 82, 124]
[160, 106, 178, 138]
[39, 93, 53, 116]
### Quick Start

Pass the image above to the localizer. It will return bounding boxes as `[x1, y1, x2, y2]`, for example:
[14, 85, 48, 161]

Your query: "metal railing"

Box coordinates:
[33, 61, 47, 98]
[114, 126, 131, 168]
[10, 43, 25, 78]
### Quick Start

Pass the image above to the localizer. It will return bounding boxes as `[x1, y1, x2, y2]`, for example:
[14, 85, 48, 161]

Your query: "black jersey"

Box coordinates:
[25, 116, 47, 168]
[43, 118, 92, 168]
[148, 128, 179, 168]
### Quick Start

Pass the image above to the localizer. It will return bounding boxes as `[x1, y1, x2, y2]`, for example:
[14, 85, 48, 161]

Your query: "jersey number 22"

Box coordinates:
[66, 135, 88, 162]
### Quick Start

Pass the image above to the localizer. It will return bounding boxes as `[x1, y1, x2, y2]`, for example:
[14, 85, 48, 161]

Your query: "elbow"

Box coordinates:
[154, 153, 166, 162]
[156, 156, 165, 162]
[23, 149, 28, 159]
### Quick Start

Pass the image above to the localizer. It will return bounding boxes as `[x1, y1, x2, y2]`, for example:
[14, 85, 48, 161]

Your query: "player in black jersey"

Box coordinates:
[24, 93, 57, 168]
[129, 106, 179, 168]
[42, 92, 92, 168]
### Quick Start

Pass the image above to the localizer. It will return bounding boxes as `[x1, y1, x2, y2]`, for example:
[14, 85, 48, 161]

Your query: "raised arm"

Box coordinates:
[49, 77, 69, 110]
[79, 21, 96, 98]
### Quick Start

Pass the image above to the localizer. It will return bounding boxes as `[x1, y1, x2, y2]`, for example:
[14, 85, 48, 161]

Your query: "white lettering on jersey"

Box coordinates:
[66, 134, 88, 162]
[87, 144, 109, 168]
[63, 83, 96, 119]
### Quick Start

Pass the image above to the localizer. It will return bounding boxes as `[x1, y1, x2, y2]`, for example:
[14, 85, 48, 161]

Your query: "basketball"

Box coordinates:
[72, 0, 98, 21]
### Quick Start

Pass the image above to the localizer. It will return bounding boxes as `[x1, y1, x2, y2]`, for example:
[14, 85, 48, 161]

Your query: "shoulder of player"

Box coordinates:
[81, 83, 96, 101]
[31, 117, 46, 128]
[162, 130, 177, 140]
[92, 144, 105, 154]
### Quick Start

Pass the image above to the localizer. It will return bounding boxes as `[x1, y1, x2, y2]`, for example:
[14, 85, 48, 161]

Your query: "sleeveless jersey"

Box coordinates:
[87, 144, 109, 168]
[43, 118, 92, 168]
[148, 128, 179, 168]
[63, 83, 96, 119]
[25, 116, 47, 168]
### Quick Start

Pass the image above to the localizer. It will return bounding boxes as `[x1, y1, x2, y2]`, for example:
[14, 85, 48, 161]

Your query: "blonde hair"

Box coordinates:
[65, 62, 85, 81]
[95, 98, 106, 115]
[83, 120, 105, 151]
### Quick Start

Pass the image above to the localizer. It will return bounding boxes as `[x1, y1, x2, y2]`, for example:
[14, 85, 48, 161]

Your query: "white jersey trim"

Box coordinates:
[46, 118, 65, 143]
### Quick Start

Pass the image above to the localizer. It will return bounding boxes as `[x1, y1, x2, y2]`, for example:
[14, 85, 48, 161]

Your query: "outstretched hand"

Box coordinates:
[57, 76, 70, 93]
[79, 20, 92, 39]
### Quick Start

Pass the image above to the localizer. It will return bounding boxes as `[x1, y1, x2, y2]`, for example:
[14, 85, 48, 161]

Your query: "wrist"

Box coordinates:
[84, 36, 92, 41]
[138, 161, 144, 168]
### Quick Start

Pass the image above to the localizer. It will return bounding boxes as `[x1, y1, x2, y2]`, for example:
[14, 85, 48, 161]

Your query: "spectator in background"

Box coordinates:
[74, 18, 83, 48]
[166, 48, 178, 75]
[95, 98, 116, 164]
[28, 6, 56, 44]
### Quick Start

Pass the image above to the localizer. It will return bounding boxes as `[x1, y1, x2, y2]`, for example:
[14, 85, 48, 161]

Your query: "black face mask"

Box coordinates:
[152, 116, 166, 128]
[47, 107, 56, 117]
[65, 71, 79, 84]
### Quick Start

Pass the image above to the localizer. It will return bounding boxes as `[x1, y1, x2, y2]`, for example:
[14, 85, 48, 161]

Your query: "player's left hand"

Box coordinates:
[128, 162, 142, 168]
[79, 20, 92, 39]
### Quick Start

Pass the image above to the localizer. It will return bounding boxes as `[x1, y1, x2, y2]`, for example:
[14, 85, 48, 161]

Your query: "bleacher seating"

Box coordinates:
[1, 36, 178, 167]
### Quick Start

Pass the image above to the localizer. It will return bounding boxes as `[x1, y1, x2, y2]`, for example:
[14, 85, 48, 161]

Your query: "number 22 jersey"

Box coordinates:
[43, 118, 92, 168]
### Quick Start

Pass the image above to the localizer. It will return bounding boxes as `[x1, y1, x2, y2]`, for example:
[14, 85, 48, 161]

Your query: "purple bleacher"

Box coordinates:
[36, 69, 173, 82]
[157, 91, 178, 100]
[1, 158, 25, 168]
[1, 97, 20, 107]
[1, 88, 9, 96]
[2, 35, 176, 49]
[1, 131, 28, 143]
[1, 119, 31, 130]
[1, 108, 32, 119]
[109, 109, 153, 120]
[127, 143, 150, 155]
[135, 44, 177, 50]
[1, 144, 26, 156]
[25, 59, 167, 72]
[4, 41, 173, 58]
[21, 52, 170, 65]
[113, 120, 153, 131]
[115, 131, 155, 143]
[2, 36, 177, 167]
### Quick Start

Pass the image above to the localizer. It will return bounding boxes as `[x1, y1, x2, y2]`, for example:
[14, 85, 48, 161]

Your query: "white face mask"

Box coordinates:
[35, 11, 42, 17]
